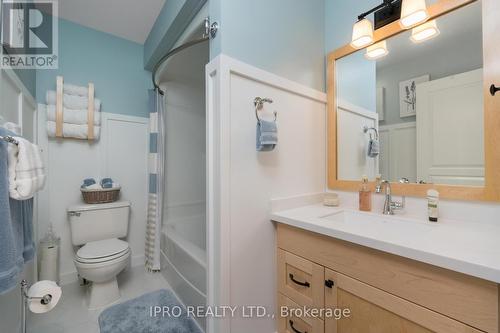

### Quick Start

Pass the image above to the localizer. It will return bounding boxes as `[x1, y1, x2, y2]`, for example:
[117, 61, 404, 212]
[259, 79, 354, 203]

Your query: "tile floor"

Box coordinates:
[27, 265, 172, 333]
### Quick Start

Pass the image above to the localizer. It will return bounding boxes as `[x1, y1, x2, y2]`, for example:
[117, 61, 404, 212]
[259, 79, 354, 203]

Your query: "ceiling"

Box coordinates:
[55, 0, 166, 44]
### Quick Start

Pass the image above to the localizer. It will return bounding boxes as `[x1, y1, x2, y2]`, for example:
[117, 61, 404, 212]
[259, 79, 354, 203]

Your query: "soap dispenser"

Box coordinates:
[359, 175, 372, 212]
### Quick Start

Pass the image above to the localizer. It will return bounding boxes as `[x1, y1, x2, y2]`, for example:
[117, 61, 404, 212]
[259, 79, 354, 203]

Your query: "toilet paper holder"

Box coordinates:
[20, 279, 60, 333]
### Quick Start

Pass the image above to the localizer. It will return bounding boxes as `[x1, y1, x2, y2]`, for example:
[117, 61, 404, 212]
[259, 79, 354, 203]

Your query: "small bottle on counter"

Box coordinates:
[359, 175, 372, 212]
[427, 189, 439, 222]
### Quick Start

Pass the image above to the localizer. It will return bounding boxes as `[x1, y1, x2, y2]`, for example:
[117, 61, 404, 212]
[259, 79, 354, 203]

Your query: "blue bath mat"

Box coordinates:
[98, 289, 202, 333]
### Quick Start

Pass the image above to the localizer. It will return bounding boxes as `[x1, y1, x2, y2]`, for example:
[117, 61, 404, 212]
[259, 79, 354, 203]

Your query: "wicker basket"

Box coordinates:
[81, 187, 121, 204]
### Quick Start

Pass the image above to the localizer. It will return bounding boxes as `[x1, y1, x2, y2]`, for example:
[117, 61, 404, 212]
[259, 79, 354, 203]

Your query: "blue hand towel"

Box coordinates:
[82, 178, 96, 187]
[368, 138, 379, 158]
[0, 128, 34, 294]
[256, 120, 278, 152]
[100, 178, 113, 189]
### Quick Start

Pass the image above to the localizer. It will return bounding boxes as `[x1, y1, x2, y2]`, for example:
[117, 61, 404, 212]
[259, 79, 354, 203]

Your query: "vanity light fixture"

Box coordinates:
[351, 0, 401, 49]
[351, 18, 374, 49]
[410, 20, 440, 43]
[400, 0, 429, 28]
[365, 40, 389, 60]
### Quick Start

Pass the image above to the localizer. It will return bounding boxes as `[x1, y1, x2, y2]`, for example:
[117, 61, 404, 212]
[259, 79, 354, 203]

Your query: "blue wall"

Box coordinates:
[36, 19, 151, 118]
[210, 0, 325, 91]
[325, 0, 379, 52]
[325, 0, 378, 110]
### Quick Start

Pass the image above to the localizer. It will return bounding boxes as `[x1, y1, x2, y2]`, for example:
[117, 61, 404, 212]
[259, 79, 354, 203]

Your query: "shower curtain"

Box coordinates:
[145, 89, 165, 272]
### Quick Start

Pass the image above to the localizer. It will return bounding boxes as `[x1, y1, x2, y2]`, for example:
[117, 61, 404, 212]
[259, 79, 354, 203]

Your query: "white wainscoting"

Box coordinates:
[337, 101, 378, 181]
[206, 54, 327, 333]
[379, 122, 417, 182]
[37, 109, 149, 285]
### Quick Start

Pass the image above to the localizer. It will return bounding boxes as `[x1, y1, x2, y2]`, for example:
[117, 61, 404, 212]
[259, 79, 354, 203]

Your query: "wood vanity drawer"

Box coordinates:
[278, 293, 324, 333]
[277, 223, 498, 333]
[278, 249, 325, 310]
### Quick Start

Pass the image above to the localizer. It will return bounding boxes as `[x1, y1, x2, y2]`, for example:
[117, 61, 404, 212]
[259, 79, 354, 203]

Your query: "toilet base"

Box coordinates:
[87, 278, 121, 309]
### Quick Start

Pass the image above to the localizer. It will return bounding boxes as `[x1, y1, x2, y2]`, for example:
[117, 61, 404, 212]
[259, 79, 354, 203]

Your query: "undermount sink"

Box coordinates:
[319, 210, 434, 241]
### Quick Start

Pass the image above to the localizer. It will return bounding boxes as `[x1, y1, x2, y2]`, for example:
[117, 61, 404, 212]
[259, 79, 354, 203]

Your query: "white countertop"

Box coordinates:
[271, 204, 500, 284]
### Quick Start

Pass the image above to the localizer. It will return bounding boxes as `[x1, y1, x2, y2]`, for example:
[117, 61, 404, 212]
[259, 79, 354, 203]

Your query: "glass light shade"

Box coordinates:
[410, 20, 440, 43]
[365, 40, 389, 60]
[400, 0, 429, 28]
[351, 19, 374, 49]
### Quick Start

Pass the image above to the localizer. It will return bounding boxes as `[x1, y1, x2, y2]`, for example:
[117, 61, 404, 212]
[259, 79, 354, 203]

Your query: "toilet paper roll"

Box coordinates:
[27, 280, 62, 313]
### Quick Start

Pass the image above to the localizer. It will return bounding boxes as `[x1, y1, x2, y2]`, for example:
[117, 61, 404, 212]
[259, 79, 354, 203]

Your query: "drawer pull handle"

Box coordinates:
[325, 279, 335, 289]
[289, 274, 310, 287]
[289, 320, 307, 333]
[491, 84, 500, 96]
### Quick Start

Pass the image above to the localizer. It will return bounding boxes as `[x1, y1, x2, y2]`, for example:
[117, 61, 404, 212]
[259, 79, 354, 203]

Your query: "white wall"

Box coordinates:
[337, 103, 378, 181]
[37, 108, 149, 284]
[207, 55, 326, 333]
[379, 122, 417, 182]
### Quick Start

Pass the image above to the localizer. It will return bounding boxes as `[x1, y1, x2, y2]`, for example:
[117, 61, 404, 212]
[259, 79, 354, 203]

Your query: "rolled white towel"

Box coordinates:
[63, 83, 88, 97]
[47, 121, 101, 140]
[46, 91, 101, 111]
[2, 122, 22, 135]
[7, 137, 46, 200]
[46, 105, 101, 126]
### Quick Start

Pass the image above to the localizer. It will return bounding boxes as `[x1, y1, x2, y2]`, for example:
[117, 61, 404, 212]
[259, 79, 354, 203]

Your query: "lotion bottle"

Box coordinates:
[427, 189, 439, 222]
[359, 175, 372, 212]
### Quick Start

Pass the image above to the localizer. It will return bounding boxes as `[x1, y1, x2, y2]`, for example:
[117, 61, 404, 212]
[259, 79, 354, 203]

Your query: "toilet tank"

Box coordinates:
[67, 201, 131, 246]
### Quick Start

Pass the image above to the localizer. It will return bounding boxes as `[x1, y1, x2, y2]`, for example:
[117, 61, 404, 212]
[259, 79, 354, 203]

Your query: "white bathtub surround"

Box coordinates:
[272, 203, 500, 283]
[161, 215, 207, 331]
[160, 66, 207, 330]
[206, 55, 327, 333]
[37, 108, 149, 285]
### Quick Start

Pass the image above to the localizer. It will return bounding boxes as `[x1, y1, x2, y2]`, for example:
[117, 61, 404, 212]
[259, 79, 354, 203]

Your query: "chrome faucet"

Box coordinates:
[376, 178, 409, 215]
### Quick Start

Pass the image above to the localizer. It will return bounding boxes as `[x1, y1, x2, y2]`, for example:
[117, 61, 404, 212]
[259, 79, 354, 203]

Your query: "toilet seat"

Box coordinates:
[76, 238, 130, 264]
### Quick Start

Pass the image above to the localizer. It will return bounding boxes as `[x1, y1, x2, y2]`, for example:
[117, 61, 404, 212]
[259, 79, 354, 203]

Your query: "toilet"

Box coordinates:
[67, 201, 131, 309]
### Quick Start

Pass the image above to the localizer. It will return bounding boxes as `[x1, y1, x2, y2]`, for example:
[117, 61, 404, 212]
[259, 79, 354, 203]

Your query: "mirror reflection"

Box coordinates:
[336, 1, 484, 186]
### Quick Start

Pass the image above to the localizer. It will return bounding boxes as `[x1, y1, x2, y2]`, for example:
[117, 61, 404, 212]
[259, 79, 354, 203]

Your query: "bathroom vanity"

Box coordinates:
[273, 0, 500, 330]
[273, 205, 500, 333]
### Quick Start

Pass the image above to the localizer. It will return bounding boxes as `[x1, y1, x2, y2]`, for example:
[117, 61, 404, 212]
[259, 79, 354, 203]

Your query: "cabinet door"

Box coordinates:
[278, 249, 325, 311]
[324, 269, 483, 333]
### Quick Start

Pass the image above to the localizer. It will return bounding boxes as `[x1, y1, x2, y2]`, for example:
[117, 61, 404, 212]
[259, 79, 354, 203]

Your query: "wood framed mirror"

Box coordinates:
[327, 0, 500, 202]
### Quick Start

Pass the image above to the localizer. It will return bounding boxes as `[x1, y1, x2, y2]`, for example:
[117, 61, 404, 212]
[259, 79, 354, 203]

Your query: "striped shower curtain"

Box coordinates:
[145, 89, 165, 272]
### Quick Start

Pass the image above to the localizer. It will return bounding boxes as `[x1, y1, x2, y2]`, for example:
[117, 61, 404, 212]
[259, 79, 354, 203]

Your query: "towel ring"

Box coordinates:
[254, 97, 277, 122]
[363, 126, 379, 140]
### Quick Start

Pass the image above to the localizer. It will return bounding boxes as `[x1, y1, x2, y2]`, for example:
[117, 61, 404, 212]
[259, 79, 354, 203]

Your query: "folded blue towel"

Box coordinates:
[368, 139, 379, 158]
[82, 178, 96, 187]
[100, 178, 113, 189]
[256, 120, 278, 152]
[0, 128, 34, 294]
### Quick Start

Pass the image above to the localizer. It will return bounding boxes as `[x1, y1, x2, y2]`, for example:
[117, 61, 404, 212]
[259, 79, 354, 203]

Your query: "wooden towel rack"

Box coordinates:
[55, 76, 95, 140]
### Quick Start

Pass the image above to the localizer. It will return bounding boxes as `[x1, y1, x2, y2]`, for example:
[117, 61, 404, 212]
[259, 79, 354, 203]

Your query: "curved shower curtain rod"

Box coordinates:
[152, 18, 218, 95]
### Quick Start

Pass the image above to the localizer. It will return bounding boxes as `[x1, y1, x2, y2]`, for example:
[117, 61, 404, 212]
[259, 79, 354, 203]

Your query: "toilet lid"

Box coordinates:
[76, 238, 129, 260]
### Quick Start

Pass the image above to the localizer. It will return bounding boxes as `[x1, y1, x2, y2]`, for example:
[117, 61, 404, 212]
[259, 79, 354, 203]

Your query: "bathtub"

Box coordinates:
[161, 213, 206, 330]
